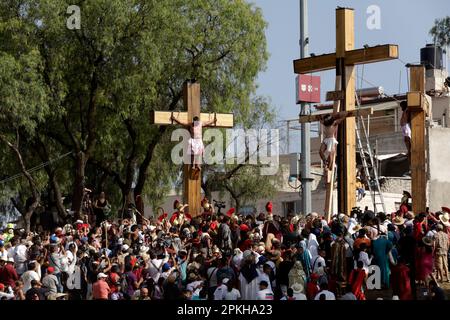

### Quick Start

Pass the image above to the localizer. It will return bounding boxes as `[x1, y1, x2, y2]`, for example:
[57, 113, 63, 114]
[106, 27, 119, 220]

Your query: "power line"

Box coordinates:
[0, 151, 73, 185]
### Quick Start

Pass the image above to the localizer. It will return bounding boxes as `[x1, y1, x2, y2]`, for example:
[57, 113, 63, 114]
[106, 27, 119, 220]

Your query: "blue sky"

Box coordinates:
[250, 0, 450, 153]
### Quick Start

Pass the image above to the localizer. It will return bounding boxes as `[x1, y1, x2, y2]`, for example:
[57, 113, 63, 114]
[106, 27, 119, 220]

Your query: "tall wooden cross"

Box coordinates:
[293, 7, 398, 218]
[150, 81, 234, 217]
[407, 65, 430, 213]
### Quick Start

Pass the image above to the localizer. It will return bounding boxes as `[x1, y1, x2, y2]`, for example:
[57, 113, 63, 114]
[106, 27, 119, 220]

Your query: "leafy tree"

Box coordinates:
[0, 3, 51, 231]
[0, 0, 268, 220]
[430, 16, 450, 48]
[201, 97, 280, 212]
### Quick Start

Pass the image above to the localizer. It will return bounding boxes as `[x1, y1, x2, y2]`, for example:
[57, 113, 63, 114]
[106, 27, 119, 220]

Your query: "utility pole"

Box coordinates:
[299, 0, 312, 214]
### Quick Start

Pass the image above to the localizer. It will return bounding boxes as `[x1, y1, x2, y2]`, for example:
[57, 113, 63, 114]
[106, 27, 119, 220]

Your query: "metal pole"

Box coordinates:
[300, 0, 312, 214]
[286, 120, 290, 153]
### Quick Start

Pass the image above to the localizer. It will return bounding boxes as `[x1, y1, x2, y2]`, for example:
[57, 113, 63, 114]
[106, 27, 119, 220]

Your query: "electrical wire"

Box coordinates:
[0, 151, 73, 184]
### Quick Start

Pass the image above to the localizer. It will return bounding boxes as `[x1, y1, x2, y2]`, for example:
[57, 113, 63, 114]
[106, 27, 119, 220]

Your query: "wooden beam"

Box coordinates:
[324, 75, 342, 219]
[326, 90, 345, 102]
[336, 8, 356, 216]
[293, 44, 398, 75]
[407, 92, 423, 111]
[150, 111, 234, 127]
[183, 82, 202, 217]
[344, 45, 399, 66]
[408, 65, 427, 214]
[299, 108, 373, 123]
[293, 53, 336, 74]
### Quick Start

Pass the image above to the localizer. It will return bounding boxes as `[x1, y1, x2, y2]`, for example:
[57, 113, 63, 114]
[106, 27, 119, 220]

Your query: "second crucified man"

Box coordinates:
[319, 113, 346, 171]
[170, 113, 217, 173]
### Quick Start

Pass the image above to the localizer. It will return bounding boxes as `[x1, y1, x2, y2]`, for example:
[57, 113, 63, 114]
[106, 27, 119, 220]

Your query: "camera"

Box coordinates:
[213, 199, 225, 208]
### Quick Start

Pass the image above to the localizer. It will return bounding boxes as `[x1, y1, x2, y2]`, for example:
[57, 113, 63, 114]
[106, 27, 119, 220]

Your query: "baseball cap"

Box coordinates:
[47, 266, 55, 273]
[97, 273, 108, 279]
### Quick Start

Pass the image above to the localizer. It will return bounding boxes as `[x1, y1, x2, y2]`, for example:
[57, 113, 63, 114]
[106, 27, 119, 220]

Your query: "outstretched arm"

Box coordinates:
[170, 113, 190, 127]
[333, 112, 347, 125]
[203, 113, 217, 127]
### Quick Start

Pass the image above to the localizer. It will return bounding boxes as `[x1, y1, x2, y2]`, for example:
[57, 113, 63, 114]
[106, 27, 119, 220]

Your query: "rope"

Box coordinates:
[0, 151, 73, 185]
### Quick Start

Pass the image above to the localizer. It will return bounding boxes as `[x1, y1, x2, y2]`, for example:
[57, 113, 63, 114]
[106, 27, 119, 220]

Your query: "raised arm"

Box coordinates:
[170, 113, 190, 127]
[203, 113, 217, 127]
[333, 112, 347, 125]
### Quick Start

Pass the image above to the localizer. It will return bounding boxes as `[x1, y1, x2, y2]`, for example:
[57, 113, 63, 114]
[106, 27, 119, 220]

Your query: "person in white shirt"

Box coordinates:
[224, 281, 241, 300]
[256, 281, 274, 300]
[13, 240, 28, 275]
[291, 283, 307, 300]
[357, 243, 372, 274]
[257, 264, 273, 291]
[66, 243, 78, 275]
[340, 284, 357, 300]
[0, 240, 8, 261]
[314, 283, 336, 300]
[213, 278, 229, 300]
[311, 249, 327, 274]
[21, 261, 40, 293]
[0, 283, 15, 300]
[307, 232, 319, 259]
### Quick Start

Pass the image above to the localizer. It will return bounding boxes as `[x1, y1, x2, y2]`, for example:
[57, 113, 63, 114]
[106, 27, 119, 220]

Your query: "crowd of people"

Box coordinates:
[0, 192, 449, 301]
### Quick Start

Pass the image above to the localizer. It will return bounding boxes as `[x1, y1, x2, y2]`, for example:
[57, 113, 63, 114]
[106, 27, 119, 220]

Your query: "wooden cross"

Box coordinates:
[150, 81, 234, 217]
[407, 65, 430, 214]
[293, 7, 398, 218]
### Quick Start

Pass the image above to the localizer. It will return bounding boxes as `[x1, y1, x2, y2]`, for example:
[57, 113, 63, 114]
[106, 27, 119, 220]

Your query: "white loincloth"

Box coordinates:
[401, 124, 411, 138]
[323, 137, 338, 156]
[188, 138, 204, 156]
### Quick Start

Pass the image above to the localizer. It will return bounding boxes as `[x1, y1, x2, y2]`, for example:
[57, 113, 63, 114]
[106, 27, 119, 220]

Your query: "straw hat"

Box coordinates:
[352, 224, 362, 233]
[392, 216, 405, 226]
[422, 236, 434, 247]
[439, 209, 450, 227]
[291, 283, 304, 294]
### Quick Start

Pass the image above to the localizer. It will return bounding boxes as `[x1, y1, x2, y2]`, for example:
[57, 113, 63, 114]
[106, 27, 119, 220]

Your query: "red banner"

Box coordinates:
[296, 75, 321, 103]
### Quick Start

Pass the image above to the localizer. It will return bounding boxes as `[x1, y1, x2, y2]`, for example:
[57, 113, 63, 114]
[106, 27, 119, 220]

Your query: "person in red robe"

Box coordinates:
[306, 273, 320, 300]
[391, 258, 413, 300]
[348, 261, 366, 300]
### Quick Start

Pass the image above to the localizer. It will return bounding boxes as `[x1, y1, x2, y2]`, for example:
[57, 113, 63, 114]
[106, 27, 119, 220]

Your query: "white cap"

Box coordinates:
[7, 257, 15, 263]
[97, 273, 108, 279]
[122, 244, 129, 251]
[392, 295, 400, 300]
[222, 278, 230, 284]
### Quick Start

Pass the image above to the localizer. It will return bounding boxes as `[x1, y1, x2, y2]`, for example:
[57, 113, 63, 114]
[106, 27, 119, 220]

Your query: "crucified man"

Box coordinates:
[319, 113, 346, 171]
[170, 113, 217, 172]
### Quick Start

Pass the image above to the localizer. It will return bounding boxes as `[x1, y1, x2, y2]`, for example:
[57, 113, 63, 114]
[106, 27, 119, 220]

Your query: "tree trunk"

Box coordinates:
[71, 151, 87, 219]
[133, 128, 166, 202]
[224, 183, 241, 213]
[49, 172, 67, 221]
[1, 134, 41, 233]
[133, 92, 182, 203]
[34, 136, 67, 222]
